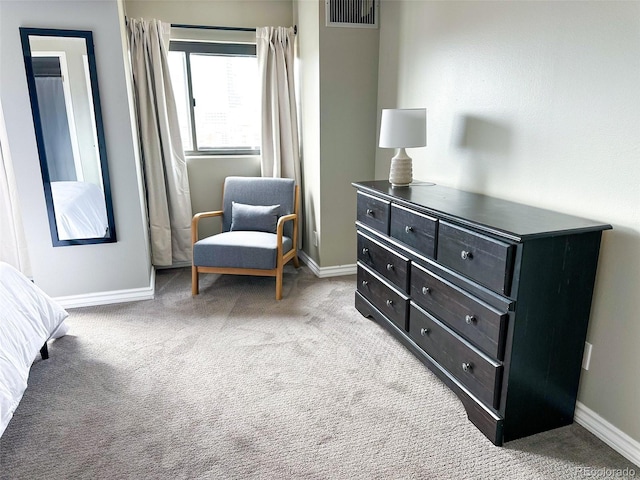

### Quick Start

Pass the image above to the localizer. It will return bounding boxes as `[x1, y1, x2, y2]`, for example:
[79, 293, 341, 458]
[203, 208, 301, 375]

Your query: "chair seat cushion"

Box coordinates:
[193, 231, 293, 270]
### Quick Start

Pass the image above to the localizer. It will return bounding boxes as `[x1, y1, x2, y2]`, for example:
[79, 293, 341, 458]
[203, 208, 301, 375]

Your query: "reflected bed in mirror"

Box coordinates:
[20, 27, 116, 246]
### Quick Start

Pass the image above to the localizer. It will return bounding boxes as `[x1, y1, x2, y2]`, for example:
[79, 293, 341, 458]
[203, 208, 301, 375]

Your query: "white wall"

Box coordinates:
[0, 0, 152, 298]
[294, 0, 379, 269]
[124, 0, 293, 28]
[376, 1, 640, 444]
[295, 0, 322, 262]
[318, 0, 379, 267]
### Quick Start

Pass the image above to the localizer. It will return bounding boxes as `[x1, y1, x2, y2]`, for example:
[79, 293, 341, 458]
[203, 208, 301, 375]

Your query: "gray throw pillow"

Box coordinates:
[230, 202, 280, 233]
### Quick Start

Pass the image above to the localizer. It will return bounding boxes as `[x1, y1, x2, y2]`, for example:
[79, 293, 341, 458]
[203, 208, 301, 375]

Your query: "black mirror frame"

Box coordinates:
[19, 27, 117, 246]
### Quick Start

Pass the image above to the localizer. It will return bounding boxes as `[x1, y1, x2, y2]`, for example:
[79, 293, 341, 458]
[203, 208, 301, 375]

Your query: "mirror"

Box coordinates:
[20, 27, 116, 246]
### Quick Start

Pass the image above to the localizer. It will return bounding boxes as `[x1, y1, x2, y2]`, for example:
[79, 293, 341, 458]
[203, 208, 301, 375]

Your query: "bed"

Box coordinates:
[50, 181, 108, 240]
[0, 262, 69, 437]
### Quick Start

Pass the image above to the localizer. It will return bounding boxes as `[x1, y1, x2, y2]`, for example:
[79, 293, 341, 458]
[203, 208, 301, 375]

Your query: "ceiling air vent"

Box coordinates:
[326, 0, 379, 28]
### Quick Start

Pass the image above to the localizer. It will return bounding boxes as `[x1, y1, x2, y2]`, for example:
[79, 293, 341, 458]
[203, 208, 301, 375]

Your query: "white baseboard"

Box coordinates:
[575, 401, 640, 467]
[54, 268, 156, 309]
[298, 251, 356, 278]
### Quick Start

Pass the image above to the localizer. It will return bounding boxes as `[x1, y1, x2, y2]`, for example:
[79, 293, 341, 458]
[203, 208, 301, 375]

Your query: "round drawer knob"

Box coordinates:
[420, 327, 430, 336]
[361, 280, 369, 288]
[422, 286, 431, 295]
[461, 250, 473, 260]
[462, 362, 473, 373]
[366, 208, 374, 216]
[386, 299, 394, 307]
[465, 314, 476, 325]
[405, 225, 413, 233]
[386, 263, 394, 271]
[362, 247, 369, 255]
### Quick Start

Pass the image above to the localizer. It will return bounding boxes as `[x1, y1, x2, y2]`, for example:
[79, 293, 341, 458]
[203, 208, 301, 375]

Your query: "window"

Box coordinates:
[168, 41, 260, 155]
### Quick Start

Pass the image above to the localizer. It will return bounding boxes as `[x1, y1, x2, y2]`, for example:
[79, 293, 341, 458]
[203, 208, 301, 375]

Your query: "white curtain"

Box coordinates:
[127, 18, 192, 266]
[256, 27, 301, 187]
[0, 98, 31, 275]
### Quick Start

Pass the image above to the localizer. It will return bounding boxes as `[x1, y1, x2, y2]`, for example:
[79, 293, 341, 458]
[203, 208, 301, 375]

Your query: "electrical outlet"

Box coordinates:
[582, 341, 593, 370]
[313, 231, 319, 247]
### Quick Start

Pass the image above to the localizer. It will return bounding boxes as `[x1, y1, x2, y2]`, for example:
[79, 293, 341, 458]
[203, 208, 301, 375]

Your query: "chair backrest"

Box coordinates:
[222, 177, 296, 238]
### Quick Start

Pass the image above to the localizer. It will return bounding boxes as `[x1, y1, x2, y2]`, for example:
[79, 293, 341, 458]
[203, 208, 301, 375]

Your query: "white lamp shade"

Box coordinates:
[379, 108, 427, 148]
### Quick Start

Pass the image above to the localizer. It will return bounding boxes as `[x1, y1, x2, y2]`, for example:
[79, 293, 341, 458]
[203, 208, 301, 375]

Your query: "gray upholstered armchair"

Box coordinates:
[191, 176, 299, 300]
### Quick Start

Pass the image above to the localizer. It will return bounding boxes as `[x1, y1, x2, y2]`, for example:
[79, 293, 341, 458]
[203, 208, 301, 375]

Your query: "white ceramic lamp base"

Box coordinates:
[389, 148, 413, 187]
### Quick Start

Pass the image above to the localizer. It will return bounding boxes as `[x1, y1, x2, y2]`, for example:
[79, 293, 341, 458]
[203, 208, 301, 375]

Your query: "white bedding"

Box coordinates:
[50, 181, 108, 240]
[0, 262, 68, 437]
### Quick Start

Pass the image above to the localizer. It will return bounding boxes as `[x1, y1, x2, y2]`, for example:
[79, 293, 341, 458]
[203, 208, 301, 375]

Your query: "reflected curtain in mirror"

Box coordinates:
[20, 27, 116, 246]
[33, 57, 77, 182]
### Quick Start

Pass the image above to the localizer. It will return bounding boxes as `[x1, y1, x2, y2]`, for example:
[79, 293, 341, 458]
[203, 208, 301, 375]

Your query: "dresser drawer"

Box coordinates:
[357, 191, 390, 235]
[390, 204, 437, 259]
[358, 265, 409, 331]
[411, 262, 508, 360]
[409, 303, 503, 409]
[357, 232, 410, 292]
[437, 222, 515, 296]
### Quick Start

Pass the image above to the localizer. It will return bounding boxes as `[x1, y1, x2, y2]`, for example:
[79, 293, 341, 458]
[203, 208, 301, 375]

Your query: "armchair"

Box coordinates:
[191, 177, 299, 300]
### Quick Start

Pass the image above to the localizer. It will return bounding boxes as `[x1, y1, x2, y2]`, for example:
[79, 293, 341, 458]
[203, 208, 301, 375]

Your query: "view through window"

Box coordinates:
[168, 41, 260, 155]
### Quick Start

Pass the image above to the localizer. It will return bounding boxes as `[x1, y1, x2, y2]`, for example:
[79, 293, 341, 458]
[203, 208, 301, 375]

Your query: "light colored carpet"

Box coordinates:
[0, 266, 636, 479]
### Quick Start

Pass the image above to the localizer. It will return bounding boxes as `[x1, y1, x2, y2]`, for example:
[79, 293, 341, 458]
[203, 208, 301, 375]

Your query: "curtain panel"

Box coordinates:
[127, 18, 192, 266]
[256, 26, 301, 188]
[0, 99, 31, 275]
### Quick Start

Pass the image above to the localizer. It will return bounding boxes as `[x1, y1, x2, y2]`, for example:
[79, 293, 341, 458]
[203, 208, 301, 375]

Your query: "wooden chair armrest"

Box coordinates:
[276, 213, 297, 237]
[192, 210, 223, 244]
[276, 213, 298, 260]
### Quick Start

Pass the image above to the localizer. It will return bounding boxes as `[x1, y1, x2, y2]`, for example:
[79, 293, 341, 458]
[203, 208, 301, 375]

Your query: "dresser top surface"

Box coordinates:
[354, 180, 612, 241]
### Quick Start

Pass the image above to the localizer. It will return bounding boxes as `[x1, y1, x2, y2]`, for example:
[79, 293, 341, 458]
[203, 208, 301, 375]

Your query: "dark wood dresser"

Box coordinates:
[353, 180, 611, 445]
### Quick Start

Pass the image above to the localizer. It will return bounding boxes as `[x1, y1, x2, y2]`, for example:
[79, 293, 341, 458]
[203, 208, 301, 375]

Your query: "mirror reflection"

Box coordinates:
[20, 28, 116, 246]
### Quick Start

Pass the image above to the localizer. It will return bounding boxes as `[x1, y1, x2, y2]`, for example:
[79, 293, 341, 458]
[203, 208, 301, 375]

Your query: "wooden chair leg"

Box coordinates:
[293, 254, 300, 268]
[192, 266, 199, 295]
[275, 265, 283, 300]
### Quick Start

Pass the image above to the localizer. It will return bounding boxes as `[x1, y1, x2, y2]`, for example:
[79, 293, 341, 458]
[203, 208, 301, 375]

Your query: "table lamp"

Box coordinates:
[379, 108, 427, 187]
